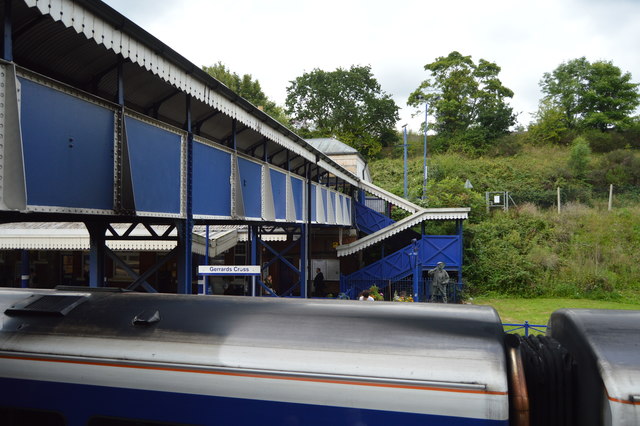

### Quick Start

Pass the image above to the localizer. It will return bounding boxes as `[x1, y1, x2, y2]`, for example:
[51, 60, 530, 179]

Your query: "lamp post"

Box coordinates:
[402, 124, 408, 199]
[422, 102, 428, 200]
[416, 95, 428, 200]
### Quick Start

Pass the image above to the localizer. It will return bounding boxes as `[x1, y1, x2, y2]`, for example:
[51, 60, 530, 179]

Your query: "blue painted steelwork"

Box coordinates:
[0, 378, 505, 426]
[237, 157, 262, 218]
[300, 223, 307, 298]
[86, 223, 106, 288]
[354, 201, 395, 234]
[2, 0, 12, 61]
[340, 236, 462, 294]
[178, 95, 194, 294]
[310, 184, 317, 222]
[291, 176, 304, 221]
[193, 142, 232, 217]
[20, 78, 114, 210]
[250, 225, 258, 296]
[125, 116, 182, 214]
[270, 169, 287, 220]
[321, 187, 328, 219]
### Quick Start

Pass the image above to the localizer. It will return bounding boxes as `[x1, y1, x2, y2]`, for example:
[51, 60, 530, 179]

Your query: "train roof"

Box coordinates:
[0, 288, 508, 393]
[548, 308, 640, 404]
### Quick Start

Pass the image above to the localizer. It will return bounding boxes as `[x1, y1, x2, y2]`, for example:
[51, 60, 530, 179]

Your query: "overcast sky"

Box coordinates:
[103, 0, 640, 132]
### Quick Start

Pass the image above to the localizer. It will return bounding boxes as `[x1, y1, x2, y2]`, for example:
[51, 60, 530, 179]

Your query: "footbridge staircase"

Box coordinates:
[338, 183, 469, 301]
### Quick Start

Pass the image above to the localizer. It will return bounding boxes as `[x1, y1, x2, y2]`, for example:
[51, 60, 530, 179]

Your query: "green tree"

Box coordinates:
[527, 99, 569, 145]
[408, 51, 516, 151]
[285, 65, 399, 158]
[540, 58, 640, 131]
[202, 62, 290, 126]
[568, 136, 591, 179]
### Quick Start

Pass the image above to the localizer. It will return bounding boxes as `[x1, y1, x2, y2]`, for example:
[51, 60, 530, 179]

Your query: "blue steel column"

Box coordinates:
[20, 250, 29, 288]
[177, 95, 194, 294]
[457, 219, 464, 300]
[2, 0, 12, 61]
[305, 162, 312, 299]
[87, 223, 106, 288]
[300, 223, 307, 298]
[250, 225, 258, 297]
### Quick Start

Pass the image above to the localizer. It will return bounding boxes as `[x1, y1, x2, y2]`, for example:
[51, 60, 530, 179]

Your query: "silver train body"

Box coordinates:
[0, 288, 638, 426]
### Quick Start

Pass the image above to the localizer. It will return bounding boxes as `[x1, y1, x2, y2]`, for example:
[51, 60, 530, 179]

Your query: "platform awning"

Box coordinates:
[0, 223, 240, 257]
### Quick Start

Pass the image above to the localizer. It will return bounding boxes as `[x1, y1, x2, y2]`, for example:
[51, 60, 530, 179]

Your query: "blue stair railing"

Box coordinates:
[354, 201, 395, 234]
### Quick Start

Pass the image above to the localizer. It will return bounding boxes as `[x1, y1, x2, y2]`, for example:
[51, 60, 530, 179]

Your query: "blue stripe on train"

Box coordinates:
[1, 378, 507, 426]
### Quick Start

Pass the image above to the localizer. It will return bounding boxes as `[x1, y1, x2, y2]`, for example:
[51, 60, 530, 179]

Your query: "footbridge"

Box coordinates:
[0, 0, 468, 297]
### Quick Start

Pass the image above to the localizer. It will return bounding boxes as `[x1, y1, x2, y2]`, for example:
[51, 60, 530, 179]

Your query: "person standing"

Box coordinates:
[314, 268, 325, 297]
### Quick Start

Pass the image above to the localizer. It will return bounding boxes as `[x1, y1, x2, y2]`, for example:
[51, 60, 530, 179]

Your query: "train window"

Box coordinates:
[88, 417, 195, 426]
[0, 406, 66, 426]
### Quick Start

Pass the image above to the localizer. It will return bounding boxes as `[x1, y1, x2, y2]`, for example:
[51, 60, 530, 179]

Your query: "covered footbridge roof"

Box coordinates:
[7, 0, 356, 187]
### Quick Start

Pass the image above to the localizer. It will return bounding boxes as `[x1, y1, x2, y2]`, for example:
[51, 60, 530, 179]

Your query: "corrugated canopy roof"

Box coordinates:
[0, 223, 292, 256]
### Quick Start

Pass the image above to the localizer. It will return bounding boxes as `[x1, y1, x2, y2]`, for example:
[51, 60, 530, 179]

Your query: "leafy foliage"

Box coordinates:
[369, 143, 640, 300]
[202, 62, 290, 126]
[540, 57, 640, 131]
[285, 65, 399, 158]
[568, 136, 591, 179]
[408, 51, 516, 152]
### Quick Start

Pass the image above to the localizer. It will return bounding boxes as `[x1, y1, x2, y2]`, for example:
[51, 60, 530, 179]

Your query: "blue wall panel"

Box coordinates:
[193, 142, 231, 216]
[270, 169, 286, 220]
[310, 185, 317, 222]
[330, 192, 336, 222]
[291, 177, 303, 221]
[321, 188, 328, 221]
[125, 117, 181, 214]
[20, 78, 114, 210]
[238, 158, 262, 218]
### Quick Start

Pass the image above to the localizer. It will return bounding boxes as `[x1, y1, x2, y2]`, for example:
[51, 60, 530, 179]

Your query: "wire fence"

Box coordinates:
[510, 185, 640, 209]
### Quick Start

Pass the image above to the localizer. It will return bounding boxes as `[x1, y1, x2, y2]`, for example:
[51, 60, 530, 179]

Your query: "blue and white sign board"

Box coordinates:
[198, 265, 261, 276]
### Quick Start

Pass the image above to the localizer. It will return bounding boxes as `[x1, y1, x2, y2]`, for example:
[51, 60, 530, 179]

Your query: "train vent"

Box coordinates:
[5, 294, 88, 317]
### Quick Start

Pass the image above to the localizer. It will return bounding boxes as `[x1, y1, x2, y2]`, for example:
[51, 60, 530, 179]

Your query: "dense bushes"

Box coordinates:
[464, 205, 640, 301]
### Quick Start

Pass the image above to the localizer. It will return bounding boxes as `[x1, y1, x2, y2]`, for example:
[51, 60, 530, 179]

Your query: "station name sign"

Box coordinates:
[198, 265, 261, 276]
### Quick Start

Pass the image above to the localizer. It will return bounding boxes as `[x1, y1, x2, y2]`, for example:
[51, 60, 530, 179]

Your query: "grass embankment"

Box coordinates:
[472, 296, 640, 327]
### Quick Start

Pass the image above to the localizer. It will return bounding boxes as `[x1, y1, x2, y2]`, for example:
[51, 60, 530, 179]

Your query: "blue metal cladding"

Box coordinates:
[343, 236, 462, 282]
[238, 157, 262, 218]
[330, 192, 336, 222]
[270, 169, 287, 220]
[354, 201, 395, 234]
[291, 177, 303, 221]
[193, 142, 231, 217]
[125, 117, 181, 214]
[422, 235, 462, 268]
[321, 188, 328, 219]
[20, 78, 114, 210]
[310, 185, 317, 222]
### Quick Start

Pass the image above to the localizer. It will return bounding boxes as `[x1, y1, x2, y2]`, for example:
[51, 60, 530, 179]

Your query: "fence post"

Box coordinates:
[524, 320, 530, 337]
[608, 184, 613, 211]
[557, 187, 561, 214]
